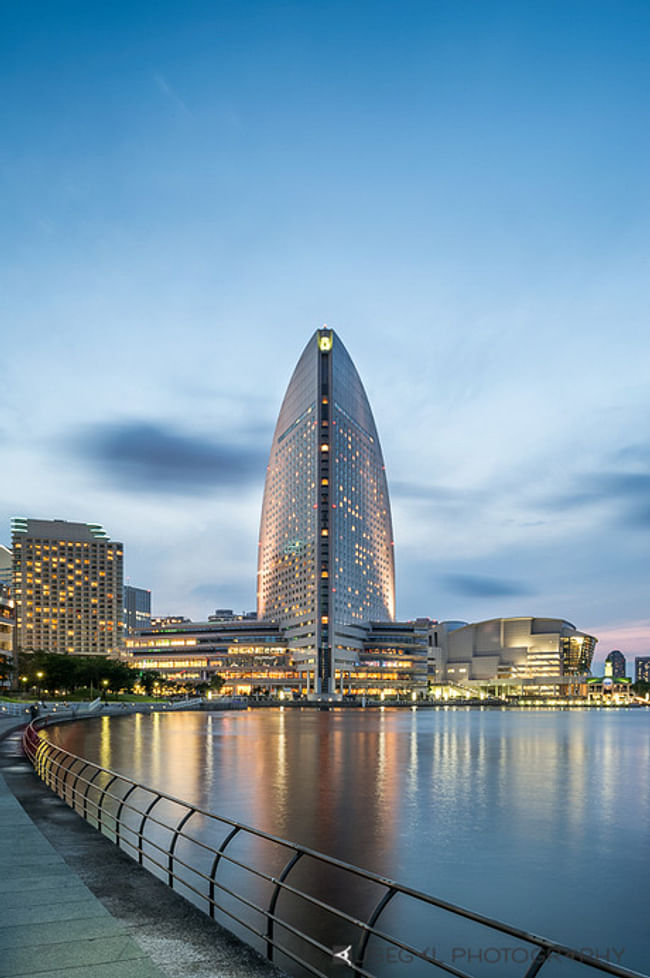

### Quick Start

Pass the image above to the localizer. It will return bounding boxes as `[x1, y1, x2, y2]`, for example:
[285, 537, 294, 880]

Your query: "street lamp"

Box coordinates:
[102, 678, 109, 701]
[36, 671, 44, 698]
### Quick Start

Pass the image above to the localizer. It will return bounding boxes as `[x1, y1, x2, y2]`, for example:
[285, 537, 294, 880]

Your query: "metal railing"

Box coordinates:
[22, 720, 648, 978]
[1, 701, 32, 717]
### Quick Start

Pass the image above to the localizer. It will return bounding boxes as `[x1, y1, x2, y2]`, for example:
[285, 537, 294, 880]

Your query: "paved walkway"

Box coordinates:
[0, 767, 166, 977]
[0, 719, 284, 978]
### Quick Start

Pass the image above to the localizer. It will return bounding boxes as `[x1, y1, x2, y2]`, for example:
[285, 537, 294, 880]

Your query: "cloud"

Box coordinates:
[71, 420, 267, 495]
[153, 73, 191, 115]
[443, 573, 532, 599]
[541, 454, 650, 528]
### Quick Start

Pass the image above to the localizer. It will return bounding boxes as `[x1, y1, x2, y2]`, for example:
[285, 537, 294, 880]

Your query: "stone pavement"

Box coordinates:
[0, 760, 166, 977]
[0, 721, 284, 978]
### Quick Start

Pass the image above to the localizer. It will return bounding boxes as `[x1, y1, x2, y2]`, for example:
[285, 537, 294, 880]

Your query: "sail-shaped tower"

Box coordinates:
[257, 328, 395, 694]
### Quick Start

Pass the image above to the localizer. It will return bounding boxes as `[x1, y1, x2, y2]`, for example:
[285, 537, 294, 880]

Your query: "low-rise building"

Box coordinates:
[123, 613, 597, 698]
[433, 617, 597, 696]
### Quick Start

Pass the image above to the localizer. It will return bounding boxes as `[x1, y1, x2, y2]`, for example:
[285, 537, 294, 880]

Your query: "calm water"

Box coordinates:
[45, 708, 650, 975]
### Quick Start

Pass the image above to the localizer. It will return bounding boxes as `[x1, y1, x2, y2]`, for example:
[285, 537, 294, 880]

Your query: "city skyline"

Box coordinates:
[3, 2, 650, 670]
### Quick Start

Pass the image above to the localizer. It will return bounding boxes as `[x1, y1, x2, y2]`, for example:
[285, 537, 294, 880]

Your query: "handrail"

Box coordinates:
[0, 701, 32, 716]
[21, 719, 648, 978]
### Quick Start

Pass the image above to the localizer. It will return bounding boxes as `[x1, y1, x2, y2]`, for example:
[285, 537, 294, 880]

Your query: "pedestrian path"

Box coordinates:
[0, 770, 166, 977]
[0, 717, 284, 978]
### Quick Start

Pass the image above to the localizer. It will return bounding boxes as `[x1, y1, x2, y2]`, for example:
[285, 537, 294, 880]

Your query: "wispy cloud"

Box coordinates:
[153, 73, 191, 115]
[442, 573, 533, 599]
[542, 457, 650, 528]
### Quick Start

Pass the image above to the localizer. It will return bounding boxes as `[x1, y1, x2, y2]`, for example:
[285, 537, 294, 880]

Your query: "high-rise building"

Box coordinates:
[0, 583, 15, 687]
[635, 656, 650, 684]
[0, 545, 12, 587]
[12, 518, 123, 656]
[605, 649, 626, 678]
[123, 585, 151, 635]
[258, 327, 395, 694]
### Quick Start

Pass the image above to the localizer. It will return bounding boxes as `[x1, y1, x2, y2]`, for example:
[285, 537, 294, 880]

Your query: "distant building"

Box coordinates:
[208, 609, 257, 622]
[635, 657, 650, 684]
[435, 617, 597, 691]
[150, 616, 190, 628]
[123, 585, 151, 635]
[586, 675, 631, 701]
[123, 616, 430, 695]
[0, 545, 12, 587]
[0, 584, 15, 687]
[123, 613, 596, 697]
[605, 649, 626, 678]
[123, 617, 293, 691]
[12, 518, 123, 656]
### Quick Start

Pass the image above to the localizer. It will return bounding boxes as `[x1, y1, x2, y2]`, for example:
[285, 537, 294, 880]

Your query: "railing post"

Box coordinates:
[115, 784, 138, 849]
[34, 740, 49, 781]
[208, 826, 241, 919]
[524, 947, 553, 978]
[62, 758, 82, 806]
[266, 850, 302, 961]
[70, 762, 92, 813]
[354, 886, 397, 975]
[97, 774, 118, 835]
[137, 796, 162, 866]
[49, 747, 65, 794]
[82, 767, 103, 820]
[168, 808, 196, 886]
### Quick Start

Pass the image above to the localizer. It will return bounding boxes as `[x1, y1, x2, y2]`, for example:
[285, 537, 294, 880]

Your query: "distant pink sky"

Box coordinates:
[590, 619, 650, 663]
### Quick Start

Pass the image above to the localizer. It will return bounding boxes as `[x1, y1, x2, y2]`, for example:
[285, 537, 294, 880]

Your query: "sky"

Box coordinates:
[3, 0, 650, 670]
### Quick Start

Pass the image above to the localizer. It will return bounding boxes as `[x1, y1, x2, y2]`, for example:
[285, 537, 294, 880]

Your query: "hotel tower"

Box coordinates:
[12, 518, 123, 656]
[257, 328, 395, 694]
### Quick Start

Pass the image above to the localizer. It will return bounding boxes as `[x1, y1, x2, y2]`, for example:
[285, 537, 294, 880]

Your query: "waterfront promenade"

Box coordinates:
[0, 714, 282, 978]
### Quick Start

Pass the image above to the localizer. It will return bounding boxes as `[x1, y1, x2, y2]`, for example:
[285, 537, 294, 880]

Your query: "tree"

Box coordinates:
[15, 650, 140, 696]
[209, 674, 225, 692]
[139, 670, 162, 696]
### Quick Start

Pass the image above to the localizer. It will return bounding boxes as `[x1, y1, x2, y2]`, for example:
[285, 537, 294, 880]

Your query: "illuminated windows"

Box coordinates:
[11, 519, 123, 657]
[257, 329, 395, 692]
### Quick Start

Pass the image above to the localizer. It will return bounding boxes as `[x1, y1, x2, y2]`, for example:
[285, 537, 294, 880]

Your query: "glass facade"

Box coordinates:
[560, 632, 595, 674]
[257, 329, 395, 692]
[123, 585, 152, 635]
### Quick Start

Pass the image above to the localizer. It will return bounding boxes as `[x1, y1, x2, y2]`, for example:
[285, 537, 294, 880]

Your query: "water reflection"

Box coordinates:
[43, 708, 650, 973]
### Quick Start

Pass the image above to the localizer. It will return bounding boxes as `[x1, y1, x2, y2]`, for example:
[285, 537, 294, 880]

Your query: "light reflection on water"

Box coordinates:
[44, 707, 650, 973]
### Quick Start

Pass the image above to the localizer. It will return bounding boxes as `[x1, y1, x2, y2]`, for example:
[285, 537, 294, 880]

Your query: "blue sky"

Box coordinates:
[3, 1, 650, 668]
